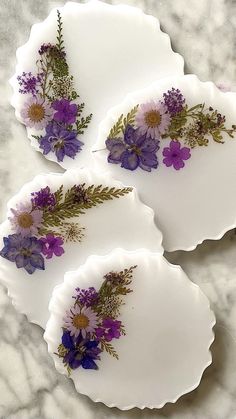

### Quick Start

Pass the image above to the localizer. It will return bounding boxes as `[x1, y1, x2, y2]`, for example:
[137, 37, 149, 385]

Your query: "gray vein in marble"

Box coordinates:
[1, 0, 236, 418]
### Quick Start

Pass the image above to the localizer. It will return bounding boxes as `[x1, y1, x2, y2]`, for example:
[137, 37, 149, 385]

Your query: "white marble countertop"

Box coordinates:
[1, 0, 236, 418]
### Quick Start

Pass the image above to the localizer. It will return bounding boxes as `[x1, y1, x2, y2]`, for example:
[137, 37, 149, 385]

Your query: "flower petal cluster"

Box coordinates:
[106, 125, 159, 172]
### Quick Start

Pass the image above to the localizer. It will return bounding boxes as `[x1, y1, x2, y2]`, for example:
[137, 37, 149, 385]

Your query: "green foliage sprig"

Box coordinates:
[33, 10, 92, 139]
[95, 265, 137, 319]
[100, 339, 119, 359]
[56, 10, 65, 52]
[108, 105, 139, 138]
[41, 184, 132, 229]
[161, 103, 236, 148]
[76, 114, 93, 135]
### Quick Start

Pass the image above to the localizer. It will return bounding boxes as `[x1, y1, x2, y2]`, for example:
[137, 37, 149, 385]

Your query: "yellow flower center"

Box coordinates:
[72, 314, 89, 329]
[130, 145, 141, 155]
[144, 110, 161, 128]
[21, 248, 32, 257]
[54, 139, 64, 150]
[27, 104, 45, 122]
[17, 213, 33, 228]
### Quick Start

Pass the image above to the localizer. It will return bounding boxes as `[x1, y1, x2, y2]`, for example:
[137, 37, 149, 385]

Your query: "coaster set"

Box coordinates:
[2, 0, 233, 410]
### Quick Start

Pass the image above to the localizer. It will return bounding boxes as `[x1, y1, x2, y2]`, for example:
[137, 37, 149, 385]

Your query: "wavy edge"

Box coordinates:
[0, 168, 163, 327]
[94, 73, 236, 252]
[44, 248, 216, 410]
[9, 0, 184, 169]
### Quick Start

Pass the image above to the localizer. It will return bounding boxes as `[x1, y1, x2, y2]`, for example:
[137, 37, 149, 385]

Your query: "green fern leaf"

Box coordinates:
[31, 135, 43, 143]
[122, 104, 139, 133]
[54, 185, 63, 204]
[100, 340, 119, 359]
[56, 10, 65, 52]
[108, 114, 124, 138]
[76, 113, 93, 135]
[41, 184, 132, 229]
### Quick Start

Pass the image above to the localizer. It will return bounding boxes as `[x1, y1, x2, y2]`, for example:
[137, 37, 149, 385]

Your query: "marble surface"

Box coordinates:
[1, 0, 236, 418]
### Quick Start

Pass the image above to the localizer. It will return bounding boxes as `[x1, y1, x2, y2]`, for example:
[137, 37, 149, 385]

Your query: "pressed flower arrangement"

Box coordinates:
[0, 184, 132, 274]
[105, 88, 236, 171]
[17, 11, 92, 162]
[57, 265, 136, 373]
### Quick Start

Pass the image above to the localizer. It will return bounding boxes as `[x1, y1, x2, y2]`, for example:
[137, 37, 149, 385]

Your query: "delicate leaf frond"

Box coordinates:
[108, 105, 139, 139]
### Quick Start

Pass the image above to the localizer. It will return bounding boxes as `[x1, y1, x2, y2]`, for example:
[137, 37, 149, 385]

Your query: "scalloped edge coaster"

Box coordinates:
[9, 0, 184, 169]
[93, 74, 236, 251]
[44, 248, 215, 410]
[0, 169, 163, 328]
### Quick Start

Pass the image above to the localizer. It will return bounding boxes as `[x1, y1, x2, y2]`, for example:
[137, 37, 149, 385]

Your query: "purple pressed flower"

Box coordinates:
[62, 331, 101, 370]
[95, 317, 122, 342]
[38, 43, 53, 55]
[163, 140, 191, 170]
[135, 100, 170, 139]
[163, 88, 185, 116]
[21, 97, 53, 130]
[74, 287, 98, 306]
[39, 121, 83, 162]
[52, 99, 78, 124]
[73, 184, 89, 204]
[106, 125, 159, 172]
[106, 138, 126, 164]
[40, 234, 64, 259]
[38, 43, 66, 58]
[9, 203, 43, 237]
[31, 186, 56, 209]
[0, 233, 45, 274]
[17, 71, 44, 96]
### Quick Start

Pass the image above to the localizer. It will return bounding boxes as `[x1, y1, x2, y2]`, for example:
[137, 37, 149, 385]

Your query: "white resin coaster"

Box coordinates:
[93, 74, 236, 251]
[10, 0, 184, 169]
[0, 169, 162, 328]
[44, 248, 215, 410]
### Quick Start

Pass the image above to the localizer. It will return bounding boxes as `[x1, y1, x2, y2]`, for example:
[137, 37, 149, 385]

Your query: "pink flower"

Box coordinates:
[163, 140, 191, 170]
[135, 100, 170, 139]
[9, 203, 43, 237]
[40, 234, 64, 259]
[64, 306, 98, 338]
[21, 96, 53, 130]
[95, 318, 122, 342]
[52, 99, 77, 124]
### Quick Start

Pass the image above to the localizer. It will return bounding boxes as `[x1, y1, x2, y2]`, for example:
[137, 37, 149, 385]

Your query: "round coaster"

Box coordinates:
[10, 0, 184, 169]
[0, 169, 162, 328]
[93, 74, 236, 251]
[44, 248, 215, 410]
